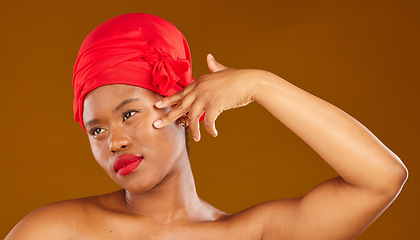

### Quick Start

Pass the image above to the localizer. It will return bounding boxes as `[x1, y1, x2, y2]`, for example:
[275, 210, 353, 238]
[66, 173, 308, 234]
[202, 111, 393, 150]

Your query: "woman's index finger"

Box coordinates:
[155, 82, 196, 108]
[155, 92, 183, 108]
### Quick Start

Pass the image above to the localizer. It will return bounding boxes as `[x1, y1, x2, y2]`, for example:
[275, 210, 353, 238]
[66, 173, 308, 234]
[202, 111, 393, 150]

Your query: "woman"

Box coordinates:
[6, 13, 407, 239]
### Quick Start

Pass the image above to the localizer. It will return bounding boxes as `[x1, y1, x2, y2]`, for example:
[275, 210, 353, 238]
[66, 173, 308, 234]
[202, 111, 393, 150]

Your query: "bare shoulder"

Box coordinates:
[5, 192, 114, 240]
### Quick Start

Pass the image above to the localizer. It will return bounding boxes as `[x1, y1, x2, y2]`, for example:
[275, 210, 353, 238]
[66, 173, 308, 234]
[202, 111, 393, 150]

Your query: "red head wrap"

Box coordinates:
[73, 13, 193, 130]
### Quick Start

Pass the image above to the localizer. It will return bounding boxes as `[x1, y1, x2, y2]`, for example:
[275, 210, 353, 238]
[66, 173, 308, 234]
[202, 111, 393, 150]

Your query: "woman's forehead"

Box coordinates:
[85, 84, 157, 101]
[83, 84, 160, 113]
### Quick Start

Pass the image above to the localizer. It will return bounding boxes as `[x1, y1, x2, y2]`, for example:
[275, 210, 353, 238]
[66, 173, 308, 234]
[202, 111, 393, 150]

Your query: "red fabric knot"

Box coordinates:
[142, 46, 190, 95]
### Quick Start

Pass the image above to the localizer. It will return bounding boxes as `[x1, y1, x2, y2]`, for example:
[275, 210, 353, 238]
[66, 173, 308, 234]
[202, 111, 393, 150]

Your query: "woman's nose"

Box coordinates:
[109, 129, 131, 153]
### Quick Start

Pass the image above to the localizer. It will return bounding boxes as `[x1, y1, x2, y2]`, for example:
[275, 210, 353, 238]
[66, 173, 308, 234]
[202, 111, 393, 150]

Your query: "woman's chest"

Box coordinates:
[71, 216, 232, 240]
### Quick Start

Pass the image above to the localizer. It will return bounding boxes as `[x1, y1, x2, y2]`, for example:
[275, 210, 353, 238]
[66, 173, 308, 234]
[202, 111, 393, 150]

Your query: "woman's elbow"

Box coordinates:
[393, 160, 408, 189]
[379, 157, 408, 198]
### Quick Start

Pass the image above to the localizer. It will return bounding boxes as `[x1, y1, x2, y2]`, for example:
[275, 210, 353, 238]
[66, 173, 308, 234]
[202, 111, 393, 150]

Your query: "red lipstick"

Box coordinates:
[113, 154, 143, 176]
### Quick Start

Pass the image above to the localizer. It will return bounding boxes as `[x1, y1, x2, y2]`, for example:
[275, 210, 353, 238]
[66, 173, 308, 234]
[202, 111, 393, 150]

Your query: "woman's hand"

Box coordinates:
[153, 54, 260, 141]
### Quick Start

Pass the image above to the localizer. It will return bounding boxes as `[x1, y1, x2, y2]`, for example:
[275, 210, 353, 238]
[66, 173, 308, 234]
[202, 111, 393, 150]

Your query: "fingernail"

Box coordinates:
[155, 101, 163, 107]
[208, 53, 215, 60]
[213, 130, 218, 137]
[153, 119, 162, 128]
[193, 136, 200, 142]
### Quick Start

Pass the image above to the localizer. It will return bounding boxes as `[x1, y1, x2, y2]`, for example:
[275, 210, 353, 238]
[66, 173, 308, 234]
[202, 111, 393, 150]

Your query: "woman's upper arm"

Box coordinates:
[258, 176, 403, 240]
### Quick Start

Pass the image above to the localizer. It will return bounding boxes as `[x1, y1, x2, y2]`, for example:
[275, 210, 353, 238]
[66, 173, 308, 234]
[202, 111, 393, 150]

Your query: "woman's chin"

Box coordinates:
[114, 173, 164, 195]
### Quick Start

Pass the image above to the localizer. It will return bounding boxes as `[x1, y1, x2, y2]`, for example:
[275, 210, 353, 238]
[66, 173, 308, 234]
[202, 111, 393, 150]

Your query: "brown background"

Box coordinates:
[1, 0, 418, 239]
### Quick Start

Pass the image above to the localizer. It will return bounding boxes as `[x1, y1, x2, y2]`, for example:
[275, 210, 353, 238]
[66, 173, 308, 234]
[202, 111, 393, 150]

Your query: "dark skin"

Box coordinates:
[6, 55, 407, 239]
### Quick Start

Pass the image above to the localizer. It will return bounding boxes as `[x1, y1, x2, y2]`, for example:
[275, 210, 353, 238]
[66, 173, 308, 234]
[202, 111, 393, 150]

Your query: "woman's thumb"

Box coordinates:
[207, 54, 228, 73]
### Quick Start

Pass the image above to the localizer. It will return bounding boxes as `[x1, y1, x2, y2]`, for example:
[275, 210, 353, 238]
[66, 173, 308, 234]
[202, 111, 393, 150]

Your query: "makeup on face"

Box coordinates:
[114, 153, 143, 176]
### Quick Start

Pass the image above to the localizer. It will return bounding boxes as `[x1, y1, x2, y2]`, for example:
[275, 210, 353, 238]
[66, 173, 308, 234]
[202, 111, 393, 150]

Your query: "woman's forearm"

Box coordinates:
[252, 70, 407, 194]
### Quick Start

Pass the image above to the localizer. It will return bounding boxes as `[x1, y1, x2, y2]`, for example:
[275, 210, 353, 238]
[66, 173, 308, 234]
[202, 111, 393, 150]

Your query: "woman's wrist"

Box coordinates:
[251, 69, 283, 103]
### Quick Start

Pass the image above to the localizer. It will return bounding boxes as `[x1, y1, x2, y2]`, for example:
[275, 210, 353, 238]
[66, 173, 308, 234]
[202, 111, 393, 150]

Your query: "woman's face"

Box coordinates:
[82, 84, 188, 193]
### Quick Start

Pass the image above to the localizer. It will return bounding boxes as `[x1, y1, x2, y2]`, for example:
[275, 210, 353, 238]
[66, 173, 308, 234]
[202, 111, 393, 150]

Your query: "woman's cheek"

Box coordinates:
[89, 138, 110, 170]
[132, 112, 159, 139]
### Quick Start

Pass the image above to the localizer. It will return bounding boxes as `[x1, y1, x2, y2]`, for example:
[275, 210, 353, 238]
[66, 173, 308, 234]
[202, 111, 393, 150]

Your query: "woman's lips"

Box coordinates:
[113, 154, 143, 176]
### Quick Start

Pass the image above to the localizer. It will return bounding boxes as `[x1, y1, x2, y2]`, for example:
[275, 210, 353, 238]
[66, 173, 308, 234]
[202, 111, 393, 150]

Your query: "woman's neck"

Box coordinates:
[122, 158, 204, 224]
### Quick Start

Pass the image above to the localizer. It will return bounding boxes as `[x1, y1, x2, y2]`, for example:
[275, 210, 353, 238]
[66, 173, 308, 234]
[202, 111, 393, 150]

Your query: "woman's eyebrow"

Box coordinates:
[114, 98, 141, 112]
[85, 118, 99, 129]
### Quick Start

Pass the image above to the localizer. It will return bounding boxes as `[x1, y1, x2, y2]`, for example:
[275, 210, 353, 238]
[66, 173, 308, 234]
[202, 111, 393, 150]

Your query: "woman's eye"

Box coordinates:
[123, 110, 138, 121]
[90, 127, 106, 136]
